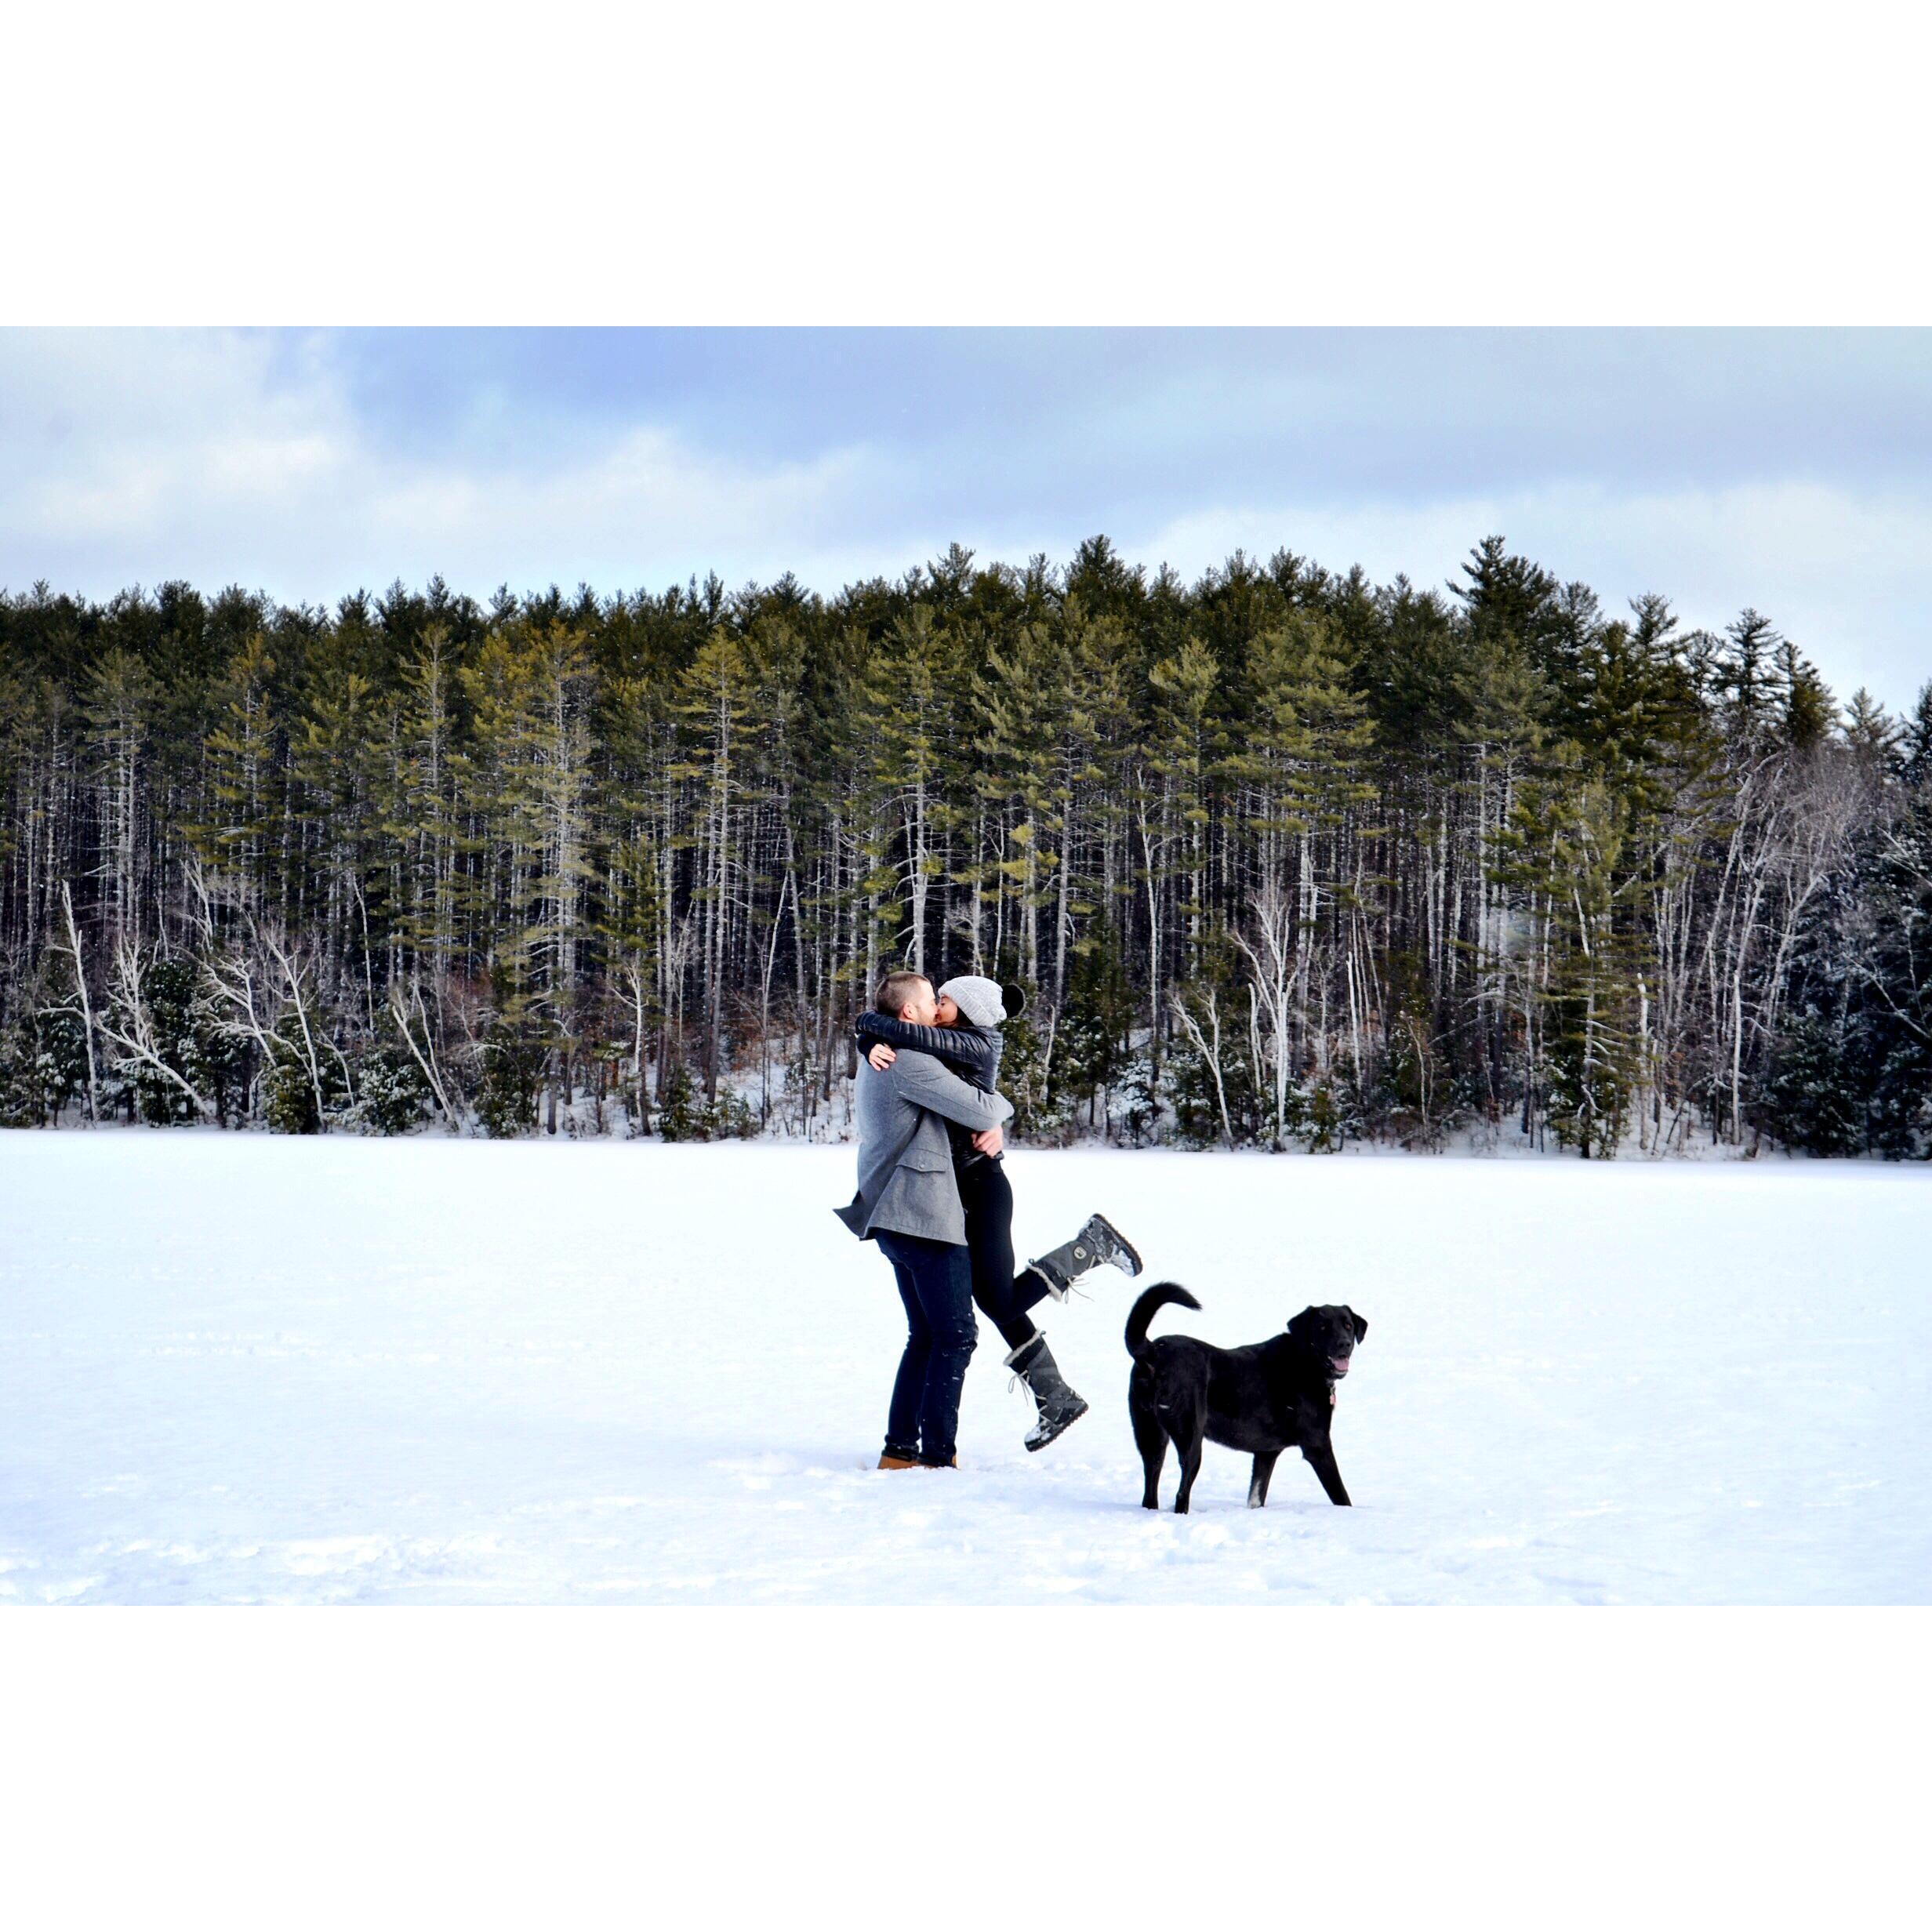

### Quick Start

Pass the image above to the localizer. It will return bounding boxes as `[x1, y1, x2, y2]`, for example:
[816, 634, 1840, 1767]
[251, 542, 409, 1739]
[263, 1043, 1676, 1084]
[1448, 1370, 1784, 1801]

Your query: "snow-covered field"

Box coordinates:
[2, 1131, 1927, 1604]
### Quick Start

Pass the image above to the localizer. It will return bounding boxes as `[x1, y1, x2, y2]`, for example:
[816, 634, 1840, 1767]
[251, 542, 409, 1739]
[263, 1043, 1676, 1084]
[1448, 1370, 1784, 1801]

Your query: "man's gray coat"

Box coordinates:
[837, 1052, 1014, 1244]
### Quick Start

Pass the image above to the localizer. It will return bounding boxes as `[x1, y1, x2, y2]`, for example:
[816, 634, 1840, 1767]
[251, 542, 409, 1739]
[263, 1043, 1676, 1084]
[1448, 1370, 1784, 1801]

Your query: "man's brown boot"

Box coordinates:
[878, 1451, 922, 1470]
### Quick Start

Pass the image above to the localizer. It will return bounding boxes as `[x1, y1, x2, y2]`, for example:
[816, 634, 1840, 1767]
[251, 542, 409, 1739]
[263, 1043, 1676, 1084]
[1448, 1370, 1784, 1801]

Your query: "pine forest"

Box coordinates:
[2, 535, 1928, 1157]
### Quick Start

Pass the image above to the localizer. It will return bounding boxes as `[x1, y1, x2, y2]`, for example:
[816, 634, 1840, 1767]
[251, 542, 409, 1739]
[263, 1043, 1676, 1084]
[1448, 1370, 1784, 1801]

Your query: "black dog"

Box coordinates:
[1126, 1284, 1367, 1514]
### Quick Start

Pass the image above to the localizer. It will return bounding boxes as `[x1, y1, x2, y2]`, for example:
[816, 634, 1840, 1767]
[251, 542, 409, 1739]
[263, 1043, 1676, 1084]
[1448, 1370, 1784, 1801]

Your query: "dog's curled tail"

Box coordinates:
[1125, 1283, 1200, 1359]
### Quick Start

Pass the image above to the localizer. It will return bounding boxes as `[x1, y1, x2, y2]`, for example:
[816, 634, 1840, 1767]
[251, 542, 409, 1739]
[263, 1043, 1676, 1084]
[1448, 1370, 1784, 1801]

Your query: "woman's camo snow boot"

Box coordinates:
[1005, 1333, 1090, 1451]
[1025, 1213, 1143, 1301]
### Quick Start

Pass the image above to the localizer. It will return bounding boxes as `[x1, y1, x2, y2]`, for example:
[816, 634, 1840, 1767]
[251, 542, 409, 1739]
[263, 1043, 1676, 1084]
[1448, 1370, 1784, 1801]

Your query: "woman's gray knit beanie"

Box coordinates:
[937, 975, 1011, 1028]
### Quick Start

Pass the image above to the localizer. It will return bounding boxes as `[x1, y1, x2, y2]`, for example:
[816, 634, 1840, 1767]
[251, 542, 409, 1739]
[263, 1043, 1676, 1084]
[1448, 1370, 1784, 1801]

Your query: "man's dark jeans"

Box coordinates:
[876, 1228, 979, 1464]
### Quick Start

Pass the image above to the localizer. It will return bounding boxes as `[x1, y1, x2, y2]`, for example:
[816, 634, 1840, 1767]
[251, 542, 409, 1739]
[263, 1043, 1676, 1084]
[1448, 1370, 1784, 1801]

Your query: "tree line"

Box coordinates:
[2, 536, 1927, 1156]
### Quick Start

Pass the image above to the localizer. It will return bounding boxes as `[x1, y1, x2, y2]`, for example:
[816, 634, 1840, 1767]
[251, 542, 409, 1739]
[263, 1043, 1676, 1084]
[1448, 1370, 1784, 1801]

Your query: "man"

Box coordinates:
[836, 969, 1014, 1469]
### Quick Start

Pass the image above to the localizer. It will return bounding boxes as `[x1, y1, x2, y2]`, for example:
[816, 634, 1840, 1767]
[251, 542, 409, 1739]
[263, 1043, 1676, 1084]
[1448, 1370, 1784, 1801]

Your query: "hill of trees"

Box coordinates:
[2, 536, 1927, 1156]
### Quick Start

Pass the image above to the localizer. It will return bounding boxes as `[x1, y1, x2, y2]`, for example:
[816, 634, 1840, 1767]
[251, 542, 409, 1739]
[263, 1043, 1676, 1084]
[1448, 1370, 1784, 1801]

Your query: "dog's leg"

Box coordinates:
[1173, 1429, 1204, 1514]
[1247, 1451, 1280, 1509]
[1131, 1389, 1168, 1511]
[1303, 1439, 1352, 1506]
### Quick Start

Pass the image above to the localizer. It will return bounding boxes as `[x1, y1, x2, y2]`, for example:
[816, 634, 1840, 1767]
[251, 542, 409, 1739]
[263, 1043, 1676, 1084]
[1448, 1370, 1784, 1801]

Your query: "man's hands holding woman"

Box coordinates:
[862, 1039, 1002, 1154]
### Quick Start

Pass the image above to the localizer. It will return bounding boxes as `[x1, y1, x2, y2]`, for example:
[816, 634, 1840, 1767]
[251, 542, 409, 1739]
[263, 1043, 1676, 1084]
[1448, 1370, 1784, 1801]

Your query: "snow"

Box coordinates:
[2, 1130, 1928, 1603]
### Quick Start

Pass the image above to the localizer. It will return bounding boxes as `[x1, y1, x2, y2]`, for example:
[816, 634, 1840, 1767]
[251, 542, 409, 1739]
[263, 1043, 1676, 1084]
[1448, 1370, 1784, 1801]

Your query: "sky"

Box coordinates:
[2, 327, 1927, 709]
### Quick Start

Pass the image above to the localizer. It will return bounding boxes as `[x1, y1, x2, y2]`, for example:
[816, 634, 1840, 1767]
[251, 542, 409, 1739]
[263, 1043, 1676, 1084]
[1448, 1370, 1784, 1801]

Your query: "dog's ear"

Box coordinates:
[1348, 1308, 1368, 1342]
[1286, 1306, 1319, 1339]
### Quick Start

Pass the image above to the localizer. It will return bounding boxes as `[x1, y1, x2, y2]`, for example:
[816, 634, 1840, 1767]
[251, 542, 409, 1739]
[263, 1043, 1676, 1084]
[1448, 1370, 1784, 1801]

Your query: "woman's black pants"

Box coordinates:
[956, 1155, 1053, 1353]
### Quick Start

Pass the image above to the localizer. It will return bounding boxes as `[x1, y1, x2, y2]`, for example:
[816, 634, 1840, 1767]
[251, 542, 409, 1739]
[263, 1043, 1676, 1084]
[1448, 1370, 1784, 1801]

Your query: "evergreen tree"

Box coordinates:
[1842, 688, 1901, 772]
[192, 630, 281, 898]
[1493, 743, 1644, 1156]
[82, 645, 160, 943]
[670, 626, 759, 1102]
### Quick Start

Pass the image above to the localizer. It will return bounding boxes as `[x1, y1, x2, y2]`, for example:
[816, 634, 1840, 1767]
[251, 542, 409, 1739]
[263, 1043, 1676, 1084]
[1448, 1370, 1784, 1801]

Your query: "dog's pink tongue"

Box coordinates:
[1330, 1357, 1350, 1374]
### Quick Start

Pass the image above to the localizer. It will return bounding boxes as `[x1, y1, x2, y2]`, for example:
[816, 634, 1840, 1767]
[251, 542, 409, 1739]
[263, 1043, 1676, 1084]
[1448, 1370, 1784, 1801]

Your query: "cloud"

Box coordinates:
[0, 329, 903, 600]
[3, 329, 1928, 710]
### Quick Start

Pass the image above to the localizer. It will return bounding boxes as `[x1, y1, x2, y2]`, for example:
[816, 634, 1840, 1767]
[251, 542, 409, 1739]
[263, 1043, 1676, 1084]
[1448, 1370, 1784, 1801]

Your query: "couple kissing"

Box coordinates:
[835, 970, 1141, 1469]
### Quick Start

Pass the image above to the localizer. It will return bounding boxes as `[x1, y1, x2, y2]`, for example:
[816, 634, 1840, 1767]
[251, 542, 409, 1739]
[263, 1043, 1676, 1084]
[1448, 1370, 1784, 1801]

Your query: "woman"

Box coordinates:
[856, 974, 1142, 1450]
